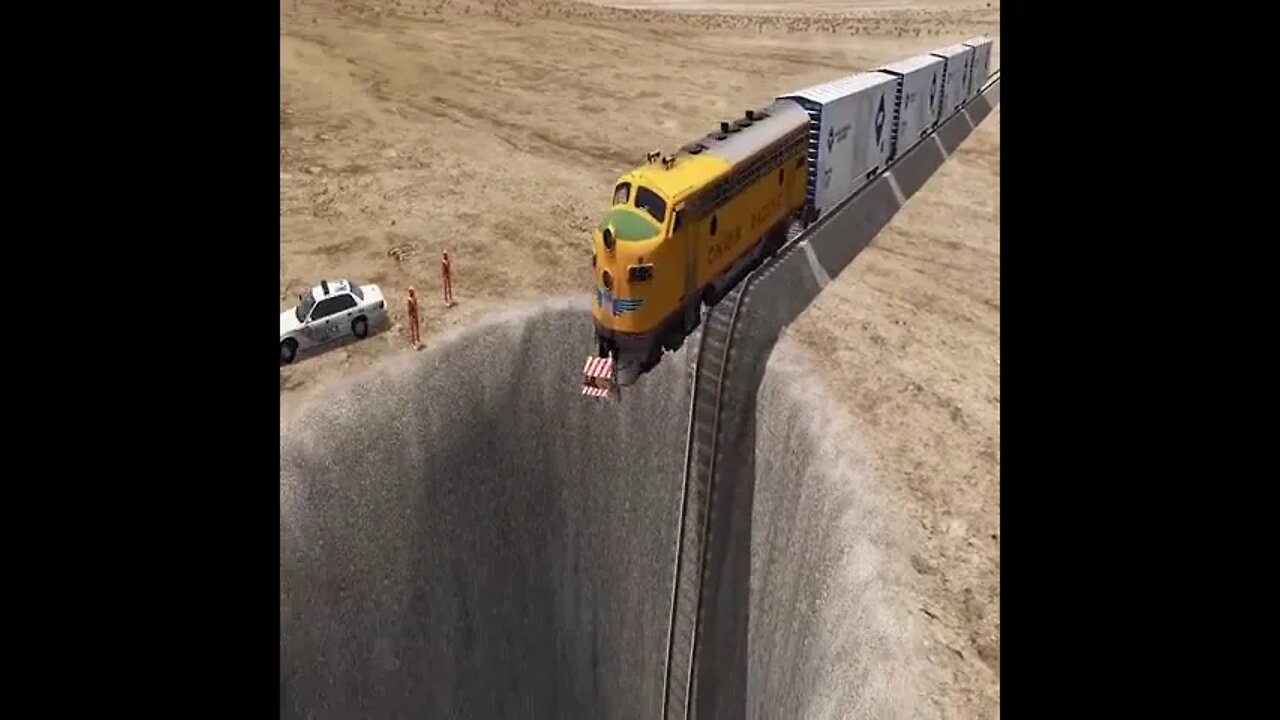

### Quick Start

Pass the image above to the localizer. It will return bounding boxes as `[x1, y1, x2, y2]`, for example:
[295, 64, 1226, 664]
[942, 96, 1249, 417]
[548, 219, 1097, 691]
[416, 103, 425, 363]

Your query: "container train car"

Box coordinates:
[963, 36, 993, 99]
[878, 53, 945, 155]
[930, 43, 974, 119]
[779, 71, 898, 226]
[582, 39, 996, 397]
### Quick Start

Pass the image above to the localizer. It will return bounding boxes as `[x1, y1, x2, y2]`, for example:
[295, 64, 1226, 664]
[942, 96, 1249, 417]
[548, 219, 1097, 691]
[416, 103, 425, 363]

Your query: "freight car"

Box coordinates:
[582, 40, 996, 397]
[963, 37, 993, 99]
[780, 71, 898, 226]
[877, 52, 945, 157]
[930, 43, 976, 120]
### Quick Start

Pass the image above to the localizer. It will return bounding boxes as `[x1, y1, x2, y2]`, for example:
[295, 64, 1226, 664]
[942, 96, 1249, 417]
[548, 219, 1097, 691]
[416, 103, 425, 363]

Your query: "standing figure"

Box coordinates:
[441, 250, 454, 308]
[406, 286, 421, 349]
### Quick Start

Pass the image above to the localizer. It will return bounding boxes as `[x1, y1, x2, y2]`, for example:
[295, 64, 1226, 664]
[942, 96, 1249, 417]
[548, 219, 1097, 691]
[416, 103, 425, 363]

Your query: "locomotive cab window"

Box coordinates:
[635, 186, 667, 224]
[613, 182, 631, 206]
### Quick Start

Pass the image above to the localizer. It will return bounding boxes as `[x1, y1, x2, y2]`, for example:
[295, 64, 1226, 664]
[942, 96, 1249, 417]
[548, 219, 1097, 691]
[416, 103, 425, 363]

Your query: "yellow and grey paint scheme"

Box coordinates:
[590, 100, 812, 377]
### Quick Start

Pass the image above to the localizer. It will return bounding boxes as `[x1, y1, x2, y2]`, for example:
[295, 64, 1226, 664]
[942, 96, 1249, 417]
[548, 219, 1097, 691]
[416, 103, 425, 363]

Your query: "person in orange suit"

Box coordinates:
[441, 250, 454, 308]
[406, 286, 421, 349]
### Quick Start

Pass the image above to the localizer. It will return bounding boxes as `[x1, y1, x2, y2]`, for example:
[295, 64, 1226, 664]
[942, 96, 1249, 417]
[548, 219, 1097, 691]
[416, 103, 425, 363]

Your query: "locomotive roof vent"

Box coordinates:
[684, 142, 706, 155]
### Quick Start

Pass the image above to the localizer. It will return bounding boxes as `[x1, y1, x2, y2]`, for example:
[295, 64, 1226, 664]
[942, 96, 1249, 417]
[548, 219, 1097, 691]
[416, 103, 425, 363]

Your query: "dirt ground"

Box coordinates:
[280, 0, 1000, 716]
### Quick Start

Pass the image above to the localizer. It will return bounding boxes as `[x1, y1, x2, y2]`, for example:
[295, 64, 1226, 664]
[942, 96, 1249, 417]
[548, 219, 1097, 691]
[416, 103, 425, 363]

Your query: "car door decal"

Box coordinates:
[302, 306, 334, 343]
[301, 319, 327, 343]
[296, 295, 362, 347]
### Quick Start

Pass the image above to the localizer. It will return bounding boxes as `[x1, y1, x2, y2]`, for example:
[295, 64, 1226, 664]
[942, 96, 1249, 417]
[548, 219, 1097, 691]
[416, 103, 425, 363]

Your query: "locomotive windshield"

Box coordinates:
[634, 186, 667, 224]
[613, 182, 631, 206]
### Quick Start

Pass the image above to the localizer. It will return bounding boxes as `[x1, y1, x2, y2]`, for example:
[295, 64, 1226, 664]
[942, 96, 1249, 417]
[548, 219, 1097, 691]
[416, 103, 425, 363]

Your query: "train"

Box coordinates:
[581, 37, 994, 397]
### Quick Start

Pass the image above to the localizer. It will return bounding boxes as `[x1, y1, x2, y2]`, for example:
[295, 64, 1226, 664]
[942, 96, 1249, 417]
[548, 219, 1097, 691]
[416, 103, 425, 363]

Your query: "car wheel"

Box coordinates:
[280, 339, 298, 366]
[352, 316, 369, 339]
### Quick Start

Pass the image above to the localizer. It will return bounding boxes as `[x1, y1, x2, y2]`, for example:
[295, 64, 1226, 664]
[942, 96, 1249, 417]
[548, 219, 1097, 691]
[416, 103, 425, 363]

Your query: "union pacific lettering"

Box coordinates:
[750, 195, 783, 231]
[707, 226, 742, 266]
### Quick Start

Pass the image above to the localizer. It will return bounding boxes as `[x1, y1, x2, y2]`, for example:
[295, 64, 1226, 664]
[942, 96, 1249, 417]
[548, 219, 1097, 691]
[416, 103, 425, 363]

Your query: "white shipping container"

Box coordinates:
[877, 53, 945, 157]
[779, 71, 898, 217]
[963, 36, 994, 98]
[930, 43, 975, 118]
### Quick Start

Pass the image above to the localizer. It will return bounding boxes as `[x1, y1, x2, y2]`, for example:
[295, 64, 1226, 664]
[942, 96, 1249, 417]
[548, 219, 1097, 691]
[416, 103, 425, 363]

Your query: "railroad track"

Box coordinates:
[660, 72, 1001, 720]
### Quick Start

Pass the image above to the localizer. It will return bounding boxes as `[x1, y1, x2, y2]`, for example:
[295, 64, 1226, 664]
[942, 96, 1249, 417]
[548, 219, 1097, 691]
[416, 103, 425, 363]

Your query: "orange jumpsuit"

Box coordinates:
[406, 287, 421, 347]
[441, 251, 454, 307]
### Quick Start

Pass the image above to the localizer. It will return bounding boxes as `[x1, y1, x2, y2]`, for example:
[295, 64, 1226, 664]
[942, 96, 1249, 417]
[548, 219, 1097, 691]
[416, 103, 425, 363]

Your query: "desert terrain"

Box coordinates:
[281, 0, 999, 716]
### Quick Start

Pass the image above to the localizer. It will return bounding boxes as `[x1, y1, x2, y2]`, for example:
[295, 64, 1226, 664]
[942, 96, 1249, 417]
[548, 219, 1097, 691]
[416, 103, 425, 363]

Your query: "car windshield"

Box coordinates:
[295, 292, 316, 322]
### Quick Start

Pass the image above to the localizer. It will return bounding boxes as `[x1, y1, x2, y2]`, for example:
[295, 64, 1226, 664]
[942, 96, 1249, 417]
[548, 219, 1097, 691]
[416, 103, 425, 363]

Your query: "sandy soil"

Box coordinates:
[280, 0, 999, 716]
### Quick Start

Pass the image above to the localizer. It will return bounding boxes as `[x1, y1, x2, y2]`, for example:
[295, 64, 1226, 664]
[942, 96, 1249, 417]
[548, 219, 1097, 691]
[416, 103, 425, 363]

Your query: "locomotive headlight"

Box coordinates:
[602, 269, 613, 291]
[602, 227, 616, 253]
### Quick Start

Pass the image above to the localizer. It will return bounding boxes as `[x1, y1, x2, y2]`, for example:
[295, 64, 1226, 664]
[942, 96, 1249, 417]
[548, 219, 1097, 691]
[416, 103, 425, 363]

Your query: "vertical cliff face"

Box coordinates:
[280, 297, 929, 719]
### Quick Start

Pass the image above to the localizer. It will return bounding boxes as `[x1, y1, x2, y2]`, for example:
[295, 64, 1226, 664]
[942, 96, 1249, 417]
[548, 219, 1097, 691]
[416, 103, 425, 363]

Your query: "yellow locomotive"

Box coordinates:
[585, 101, 813, 390]
[579, 39, 997, 396]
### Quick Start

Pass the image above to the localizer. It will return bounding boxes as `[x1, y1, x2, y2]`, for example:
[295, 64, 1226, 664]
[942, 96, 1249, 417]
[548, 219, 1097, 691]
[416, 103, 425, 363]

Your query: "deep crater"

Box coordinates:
[280, 296, 929, 719]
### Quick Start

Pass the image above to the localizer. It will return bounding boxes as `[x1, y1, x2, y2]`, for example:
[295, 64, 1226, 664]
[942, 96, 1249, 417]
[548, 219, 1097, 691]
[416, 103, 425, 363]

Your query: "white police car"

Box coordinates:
[281, 279, 388, 365]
